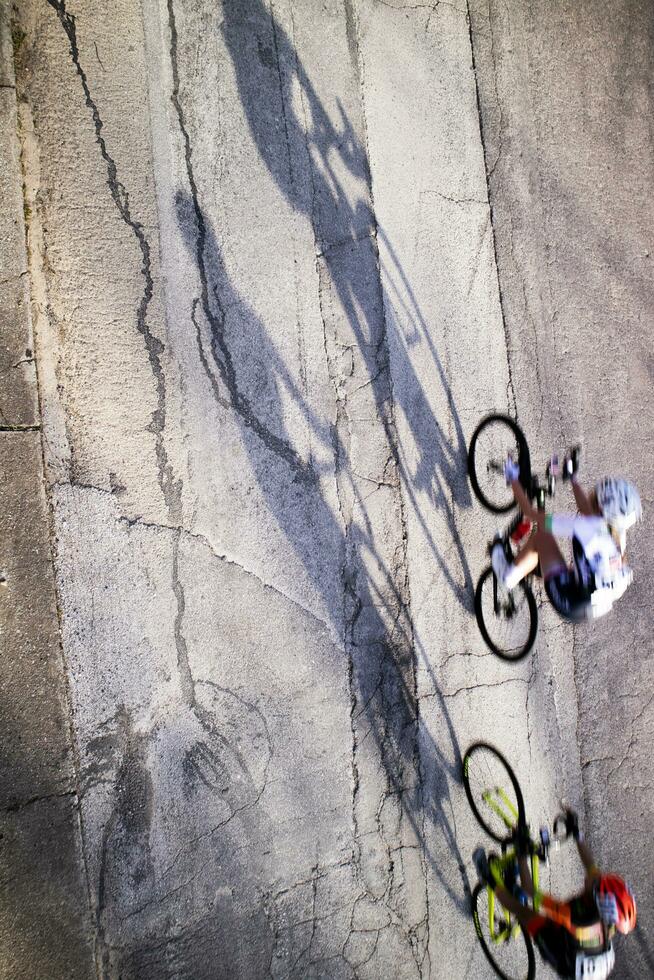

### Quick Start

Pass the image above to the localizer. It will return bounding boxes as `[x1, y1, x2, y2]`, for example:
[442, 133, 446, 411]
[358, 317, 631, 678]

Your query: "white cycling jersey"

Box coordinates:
[544, 514, 632, 617]
[575, 943, 615, 979]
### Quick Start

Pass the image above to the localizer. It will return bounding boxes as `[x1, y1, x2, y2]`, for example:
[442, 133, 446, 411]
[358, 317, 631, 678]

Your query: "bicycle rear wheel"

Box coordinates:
[462, 742, 526, 842]
[475, 566, 538, 661]
[472, 883, 535, 980]
[468, 415, 531, 513]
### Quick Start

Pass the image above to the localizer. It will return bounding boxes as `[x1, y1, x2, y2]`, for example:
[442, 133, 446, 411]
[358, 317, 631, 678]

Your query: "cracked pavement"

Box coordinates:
[1, 0, 652, 977]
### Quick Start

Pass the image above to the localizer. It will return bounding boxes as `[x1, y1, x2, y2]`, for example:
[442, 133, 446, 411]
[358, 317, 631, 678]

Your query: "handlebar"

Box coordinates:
[527, 446, 581, 507]
[516, 813, 574, 864]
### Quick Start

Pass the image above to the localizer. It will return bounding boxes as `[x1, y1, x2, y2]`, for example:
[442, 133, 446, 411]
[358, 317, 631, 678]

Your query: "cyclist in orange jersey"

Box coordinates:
[475, 811, 636, 978]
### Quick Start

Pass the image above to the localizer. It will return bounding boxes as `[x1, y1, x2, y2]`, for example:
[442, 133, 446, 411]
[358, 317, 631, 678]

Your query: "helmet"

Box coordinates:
[595, 479, 642, 533]
[595, 875, 637, 934]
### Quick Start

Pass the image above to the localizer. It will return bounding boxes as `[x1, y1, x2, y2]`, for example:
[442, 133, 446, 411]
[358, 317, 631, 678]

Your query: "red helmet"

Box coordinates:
[595, 875, 637, 934]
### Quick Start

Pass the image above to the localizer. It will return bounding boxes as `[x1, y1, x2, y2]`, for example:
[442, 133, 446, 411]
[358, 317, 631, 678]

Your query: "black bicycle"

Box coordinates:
[468, 414, 577, 661]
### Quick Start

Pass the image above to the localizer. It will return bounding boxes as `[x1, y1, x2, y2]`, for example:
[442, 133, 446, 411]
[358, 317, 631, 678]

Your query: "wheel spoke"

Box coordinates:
[463, 744, 523, 841]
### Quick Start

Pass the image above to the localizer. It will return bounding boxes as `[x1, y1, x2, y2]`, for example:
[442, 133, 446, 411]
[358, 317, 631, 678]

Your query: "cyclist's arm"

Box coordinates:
[571, 478, 597, 517]
[533, 892, 574, 931]
[494, 883, 543, 928]
[576, 838, 601, 887]
[509, 479, 543, 524]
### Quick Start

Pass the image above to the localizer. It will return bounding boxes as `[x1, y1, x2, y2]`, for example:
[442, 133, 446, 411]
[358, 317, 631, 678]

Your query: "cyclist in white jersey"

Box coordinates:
[491, 458, 641, 622]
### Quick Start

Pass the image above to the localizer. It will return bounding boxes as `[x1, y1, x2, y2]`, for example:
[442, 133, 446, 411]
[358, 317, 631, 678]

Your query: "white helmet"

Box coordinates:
[595, 478, 642, 540]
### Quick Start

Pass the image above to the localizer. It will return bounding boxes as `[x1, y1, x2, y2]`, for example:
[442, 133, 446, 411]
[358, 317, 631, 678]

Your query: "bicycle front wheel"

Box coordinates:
[472, 883, 536, 980]
[462, 742, 526, 842]
[475, 566, 538, 661]
[468, 415, 531, 513]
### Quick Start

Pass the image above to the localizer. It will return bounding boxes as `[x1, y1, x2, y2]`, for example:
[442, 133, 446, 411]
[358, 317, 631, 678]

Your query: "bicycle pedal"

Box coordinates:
[493, 919, 512, 939]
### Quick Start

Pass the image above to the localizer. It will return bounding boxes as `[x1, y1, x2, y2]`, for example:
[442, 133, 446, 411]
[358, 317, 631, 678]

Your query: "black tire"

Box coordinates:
[475, 566, 538, 662]
[462, 742, 526, 842]
[472, 883, 536, 980]
[468, 414, 532, 513]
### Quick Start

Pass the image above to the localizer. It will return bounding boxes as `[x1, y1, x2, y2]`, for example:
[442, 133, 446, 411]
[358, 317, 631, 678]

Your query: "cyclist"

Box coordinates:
[475, 811, 636, 978]
[491, 453, 641, 621]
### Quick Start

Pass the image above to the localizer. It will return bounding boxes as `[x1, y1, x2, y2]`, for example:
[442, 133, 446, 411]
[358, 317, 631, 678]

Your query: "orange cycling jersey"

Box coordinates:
[534, 890, 605, 948]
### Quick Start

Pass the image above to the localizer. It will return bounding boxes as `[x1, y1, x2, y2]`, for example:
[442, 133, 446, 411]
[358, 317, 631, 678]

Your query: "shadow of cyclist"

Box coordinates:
[220, 0, 474, 611]
[170, 0, 478, 950]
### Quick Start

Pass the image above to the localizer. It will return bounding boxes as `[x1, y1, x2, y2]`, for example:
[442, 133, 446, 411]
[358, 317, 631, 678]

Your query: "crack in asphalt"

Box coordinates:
[524, 647, 538, 766]
[171, 529, 196, 706]
[166, 0, 314, 486]
[46, 0, 181, 520]
[326, 4, 430, 967]
[264, 862, 366, 977]
[373, 0, 463, 14]
[40, 6, 292, 951]
[116, 509, 338, 641]
[466, 0, 517, 420]
[569, 624, 589, 821]
[606, 689, 654, 783]
[485, 0, 505, 179]
[465, 209, 491, 297]
[54, 477, 338, 761]
[438, 675, 528, 698]
[1, 787, 76, 813]
[421, 188, 487, 207]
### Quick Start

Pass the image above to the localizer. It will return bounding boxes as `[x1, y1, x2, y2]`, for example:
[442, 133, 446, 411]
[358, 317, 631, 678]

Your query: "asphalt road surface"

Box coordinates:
[1, 1, 652, 978]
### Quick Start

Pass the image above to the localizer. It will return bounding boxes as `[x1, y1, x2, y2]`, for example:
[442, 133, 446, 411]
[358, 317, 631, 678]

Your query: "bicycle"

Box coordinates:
[467, 414, 578, 661]
[463, 742, 570, 980]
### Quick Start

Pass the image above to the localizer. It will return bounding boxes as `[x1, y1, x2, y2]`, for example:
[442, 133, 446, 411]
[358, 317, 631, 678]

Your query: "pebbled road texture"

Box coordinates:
[2, 1, 652, 977]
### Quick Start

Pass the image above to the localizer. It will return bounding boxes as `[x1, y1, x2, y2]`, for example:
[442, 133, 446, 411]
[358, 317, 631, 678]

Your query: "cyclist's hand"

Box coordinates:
[563, 447, 581, 481]
[504, 457, 520, 484]
[564, 808, 581, 841]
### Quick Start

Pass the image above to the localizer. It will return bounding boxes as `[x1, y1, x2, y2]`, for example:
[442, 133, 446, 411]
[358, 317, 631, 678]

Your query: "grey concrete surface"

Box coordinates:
[468, 3, 654, 976]
[0, 5, 94, 977]
[3, 0, 651, 977]
[0, 433, 94, 980]
[0, 3, 37, 427]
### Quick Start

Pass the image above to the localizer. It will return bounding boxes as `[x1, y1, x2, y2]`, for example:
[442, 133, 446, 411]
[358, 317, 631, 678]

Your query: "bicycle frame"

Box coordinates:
[480, 785, 544, 946]
[485, 848, 542, 944]
[482, 787, 519, 829]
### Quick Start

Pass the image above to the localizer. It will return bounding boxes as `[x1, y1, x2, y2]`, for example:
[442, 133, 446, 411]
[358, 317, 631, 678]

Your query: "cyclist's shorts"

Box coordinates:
[527, 919, 576, 978]
[544, 567, 593, 622]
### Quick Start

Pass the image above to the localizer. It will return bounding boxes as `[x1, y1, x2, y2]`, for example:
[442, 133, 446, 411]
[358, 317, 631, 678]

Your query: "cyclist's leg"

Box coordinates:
[508, 478, 541, 523]
[518, 855, 535, 899]
[528, 530, 567, 577]
[510, 537, 540, 579]
[493, 883, 541, 929]
[495, 529, 566, 588]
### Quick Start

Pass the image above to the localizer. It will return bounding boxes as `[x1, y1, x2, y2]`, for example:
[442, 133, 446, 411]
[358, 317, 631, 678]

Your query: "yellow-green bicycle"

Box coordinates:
[463, 742, 569, 980]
